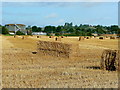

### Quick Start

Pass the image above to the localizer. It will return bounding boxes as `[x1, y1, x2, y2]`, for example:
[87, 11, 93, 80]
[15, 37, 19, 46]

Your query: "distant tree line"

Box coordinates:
[1, 23, 120, 36]
[29, 22, 120, 36]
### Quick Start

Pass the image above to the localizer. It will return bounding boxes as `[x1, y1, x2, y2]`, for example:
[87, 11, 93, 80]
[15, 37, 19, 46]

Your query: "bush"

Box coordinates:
[16, 30, 25, 35]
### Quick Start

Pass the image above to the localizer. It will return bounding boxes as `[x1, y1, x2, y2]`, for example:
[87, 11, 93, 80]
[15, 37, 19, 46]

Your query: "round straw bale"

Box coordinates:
[110, 36, 115, 39]
[22, 36, 24, 39]
[99, 37, 104, 39]
[14, 35, 16, 38]
[37, 36, 39, 38]
[61, 36, 64, 38]
[101, 49, 119, 71]
[86, 37, 89, 39]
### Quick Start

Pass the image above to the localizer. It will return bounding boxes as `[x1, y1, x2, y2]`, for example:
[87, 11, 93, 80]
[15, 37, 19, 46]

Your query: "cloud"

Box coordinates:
[45, 13, 58, 19]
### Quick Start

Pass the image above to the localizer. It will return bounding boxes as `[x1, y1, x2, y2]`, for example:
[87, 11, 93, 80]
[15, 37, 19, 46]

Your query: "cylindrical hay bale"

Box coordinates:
[94, 36, 96, 38]
[37, 36, 39, 38]
[110, 36, 115, 39]
[22, 36, 24, 39]
[101, 49, 119, 71]
[14, 35, 16, 38]
[86, 37, 89, 39]
[116, 36, 119, 39]
[55, 37, 58, 41]
[78, 36, 84, 41]
[82, 37, 84, 40]
[61, 36, 64, 38]
[99, 37, 104, 39]
[55, 37, 61, 41]
[78, 37, 81, 41]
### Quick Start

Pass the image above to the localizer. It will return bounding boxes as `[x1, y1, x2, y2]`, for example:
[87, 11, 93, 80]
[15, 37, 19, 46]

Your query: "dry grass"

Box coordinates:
[1, 35, 119, 88]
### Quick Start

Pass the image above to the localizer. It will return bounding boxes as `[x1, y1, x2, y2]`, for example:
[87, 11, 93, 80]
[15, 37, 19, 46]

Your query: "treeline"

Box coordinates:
[1, 23, 120, 36]
[28, 22, 120, 36]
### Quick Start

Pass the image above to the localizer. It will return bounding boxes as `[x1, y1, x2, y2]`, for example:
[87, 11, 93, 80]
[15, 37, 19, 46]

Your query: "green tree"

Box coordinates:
[32, 26, 38, 32]
[94, 25, 106, 34]
[110, 25, 119, 34]
[43, 26, 54, 35]
[16, 30, 25, 35]
[67, 28, 74, 33]
[2, 26, 9, 34]
[37, 27, 42, 32]
[75, 29, 80, 36]
[56, 26, 62, 32]
[55, 26, 64, 35]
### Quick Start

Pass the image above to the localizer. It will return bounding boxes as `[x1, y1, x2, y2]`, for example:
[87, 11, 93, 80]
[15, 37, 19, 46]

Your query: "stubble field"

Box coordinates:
[1, 35, 119, 88]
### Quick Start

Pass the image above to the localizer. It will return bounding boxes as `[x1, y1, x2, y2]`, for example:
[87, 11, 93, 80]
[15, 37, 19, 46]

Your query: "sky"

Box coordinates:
[2, 2, 118, 27]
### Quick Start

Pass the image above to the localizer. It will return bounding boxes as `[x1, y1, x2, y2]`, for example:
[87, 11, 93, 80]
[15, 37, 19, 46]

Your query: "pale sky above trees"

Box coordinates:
[2, 2, 118, 26]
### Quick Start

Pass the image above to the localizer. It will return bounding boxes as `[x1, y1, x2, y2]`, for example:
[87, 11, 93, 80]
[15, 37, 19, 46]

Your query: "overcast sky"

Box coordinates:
[2, 2, 118, 27]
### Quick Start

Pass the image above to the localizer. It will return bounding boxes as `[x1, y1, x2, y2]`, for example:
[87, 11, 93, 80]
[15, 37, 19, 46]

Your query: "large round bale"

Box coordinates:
[49, 36, 52, 38]
[55, 37, 61, 41]
[105, 36, 110, 39]
[116, 36, 120, 39]
[99, 37, 104, 39]
[22, 36, 25, 39]
[110, 36, 115, 39]
[49, 36, 54, 38]
[61, 36, 64, 38]
[37, 36, 39, 38]
[106, 36, 108, 38]
[101, 49, 119, 71]
[13, 35, 16, 38]
[86, 37, 89, 39]
[78, 37, 81, 41]
[94, 36, 96, 38]
[78, 36, 84, 41]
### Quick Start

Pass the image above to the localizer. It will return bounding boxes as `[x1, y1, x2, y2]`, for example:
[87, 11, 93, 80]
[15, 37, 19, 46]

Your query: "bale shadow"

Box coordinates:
[86, 66, 101, 70]
[32, 51, 37, 54]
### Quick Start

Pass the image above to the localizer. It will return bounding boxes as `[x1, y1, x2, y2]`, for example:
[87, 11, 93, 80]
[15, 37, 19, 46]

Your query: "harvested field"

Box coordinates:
[1, 35, 119, 88]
